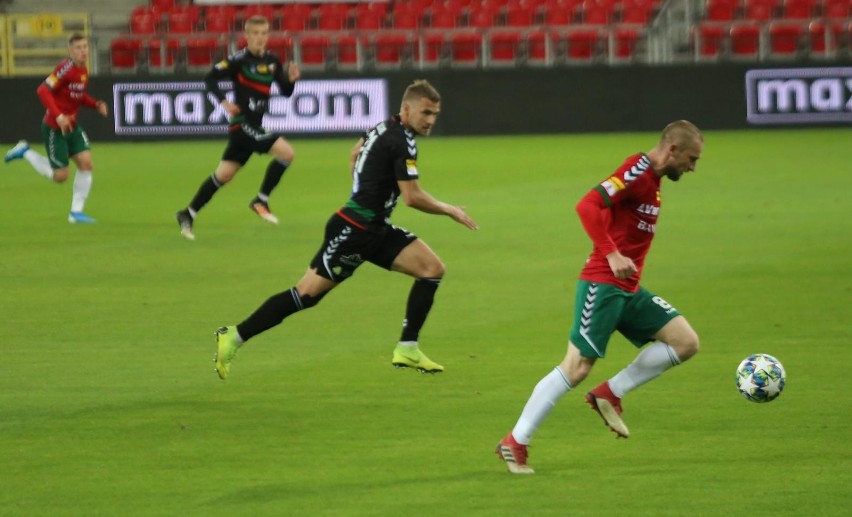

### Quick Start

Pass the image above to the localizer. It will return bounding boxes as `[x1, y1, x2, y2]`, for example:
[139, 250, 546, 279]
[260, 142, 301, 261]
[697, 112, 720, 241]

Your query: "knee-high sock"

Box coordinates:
[400, 278, 441, 342]
[24, 149, 54, 180]
[258, 159, 290, 200]
[71, 170, 92, 212]
[511, 367, 572, 445]
[188, 173, 223, 213]
[608, 341, 681, 398]
[236, 287, 325, 342]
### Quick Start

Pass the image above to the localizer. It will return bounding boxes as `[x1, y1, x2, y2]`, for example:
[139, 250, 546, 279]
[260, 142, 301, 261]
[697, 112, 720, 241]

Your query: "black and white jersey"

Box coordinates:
[204, 49, 295, 129]
[338, 115, 419, 232]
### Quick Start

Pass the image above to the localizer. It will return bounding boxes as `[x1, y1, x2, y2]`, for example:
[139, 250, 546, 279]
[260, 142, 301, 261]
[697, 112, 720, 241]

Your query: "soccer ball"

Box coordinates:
[735, 353, 786, 403]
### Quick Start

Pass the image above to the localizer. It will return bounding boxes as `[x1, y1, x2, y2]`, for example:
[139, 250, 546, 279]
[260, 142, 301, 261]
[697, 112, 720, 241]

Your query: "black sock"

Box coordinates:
[236, 287, 324, 342]
[259, 159, 289, 199]
[400, 278, 441, 342]
[189, 174, 222, 213]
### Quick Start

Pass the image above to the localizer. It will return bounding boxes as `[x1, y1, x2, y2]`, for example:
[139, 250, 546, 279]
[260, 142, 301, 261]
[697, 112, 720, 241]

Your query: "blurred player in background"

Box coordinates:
[4, 33, 109, 224]
[176, 16, 300, 240]
[496, 121, 704, 474]
[212, 80, 478, 380]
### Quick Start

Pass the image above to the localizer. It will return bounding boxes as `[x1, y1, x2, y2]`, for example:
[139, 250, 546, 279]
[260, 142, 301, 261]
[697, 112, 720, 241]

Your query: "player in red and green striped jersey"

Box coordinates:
[497, 121, 704, 474]
[4, 33, 109, 224]
[176, 15, 301, 240]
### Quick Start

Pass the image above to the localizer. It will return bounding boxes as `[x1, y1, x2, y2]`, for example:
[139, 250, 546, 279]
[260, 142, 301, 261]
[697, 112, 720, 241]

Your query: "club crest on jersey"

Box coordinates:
[406, 159, 418, 177]
[215, 60, 229, 70]
[257, 64, 269, 73]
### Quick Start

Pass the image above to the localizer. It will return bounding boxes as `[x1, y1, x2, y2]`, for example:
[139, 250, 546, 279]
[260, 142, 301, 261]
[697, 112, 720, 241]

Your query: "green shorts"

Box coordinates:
[41, 122, 90, 169]
[568, 280, 681, 358]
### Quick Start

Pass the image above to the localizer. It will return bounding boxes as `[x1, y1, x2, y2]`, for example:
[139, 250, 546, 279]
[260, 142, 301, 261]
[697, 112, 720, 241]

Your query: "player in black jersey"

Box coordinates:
[212, 80, 479, 380]
[176, 16, 301, 240]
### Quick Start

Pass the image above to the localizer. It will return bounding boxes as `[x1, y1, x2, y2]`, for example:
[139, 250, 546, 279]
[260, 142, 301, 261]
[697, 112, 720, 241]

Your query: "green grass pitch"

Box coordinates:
[1, 128, 850, 516]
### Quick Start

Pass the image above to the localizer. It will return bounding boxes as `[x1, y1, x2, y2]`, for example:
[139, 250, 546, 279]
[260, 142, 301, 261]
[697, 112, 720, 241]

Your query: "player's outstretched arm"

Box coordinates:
[398, 179, 478, 230]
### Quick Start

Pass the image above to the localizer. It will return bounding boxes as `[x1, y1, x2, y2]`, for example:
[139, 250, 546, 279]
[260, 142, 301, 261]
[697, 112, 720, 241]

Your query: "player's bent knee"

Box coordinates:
[675, 332, 700, 362]
[299, 291, 326, 309]
[53, 169, 70, 183]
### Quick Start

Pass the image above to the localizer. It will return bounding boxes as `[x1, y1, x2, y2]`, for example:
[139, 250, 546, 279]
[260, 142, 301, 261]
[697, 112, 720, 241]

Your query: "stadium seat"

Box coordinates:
[317, 10, 348, 31]
[167, 11, 194, 34]
[488, 31, 522, 65]
[468, 9, 498, 29]
[186, 37, 219, 71]
[204, 10, 236, 33]
[768, 21, 804, 58]
[417, 33, 446, 67]
[110, 37, 142, 73]
[505, 6, 535, 27]
[582, 2, 612, 25]
[130, 13, 158, 35]
[279, 4, 313, 31]
[151, 0, 175, 13]
[806, 20, 837, 57]
[565, 28, 602, 61]
[781, 0, 815, 19]
[729, 23, 762, 59]
[612, 26, 641, 60]
[542, 6, 574, 26]
[743, 0, 776, 21]
[704, 0, 737, 22]
[693, 23, 726, 60]
[450, 32, 482, 66]
[299, 35, 331, 69]
[374, 34, 411, 67]
[354, 10, 384, 30]
[391, 10, 421, 29]
[336, 35, 361, 69]
[429, 10, 458, 29]
[823, 0, 850, 20]
[620, 6, 652, 24]
[242, 4, 277, 26]
[527, 30, 551, 65]
[148, 38, 180, 72]
[268, 36, 293, 62]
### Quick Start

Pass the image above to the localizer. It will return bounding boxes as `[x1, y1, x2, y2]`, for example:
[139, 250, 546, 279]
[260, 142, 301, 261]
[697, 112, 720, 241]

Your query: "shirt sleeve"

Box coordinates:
[592, 154, 652, 207]
[576, 188, 618, 256]
[204, 56, 236, 103]
[36, 82, 62, 119]
[393, 130, 418, 182]
[273, 56, 296, 97]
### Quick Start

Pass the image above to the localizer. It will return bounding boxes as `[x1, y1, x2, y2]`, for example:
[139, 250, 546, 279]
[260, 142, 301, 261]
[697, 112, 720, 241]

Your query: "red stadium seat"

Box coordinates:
[612, 26, 640, 59]
[390, 10, 420, 29]
[488, 31, 522, 65]
[374, 34, 411, 67]
[582, 3, 611, 25]
[299, 35, 331, 69]
[242, 4, 276, 26]
[743, 0, 776, 21]
[130, 13, 158, 35]
[151, 0, 175, 13]
[807, 19, 843, 57]
[505, 6, 535, 27]
[450, 32, 482, 66]
[620, 6, 652, 24]
[693, 23, 726, 59]
[429, 10, 458, 29]
[417, 33, 446, 67]
[148, 38, 180, 72]
[704, 0, 737, 21]
[204, 10, 236, 33]
[317, 11, 348, 31]
[527, 30, 551, 65]
[781, 0, 815, 19]
[823, 0, 850, 19]
[268, 36, 293, 62]
[110, 37, 142, 72]
[565, 28, 602, 60]
[730, 23, 762, 59]
[186, 37, 219, 70]
[167, 11, 194, 34]
[354, 10, 384, 30]
[336, 35, 360, 69]
[543, 6, 574, 26]
[768, 21, 804, 57]
[280, 10, 310, 31]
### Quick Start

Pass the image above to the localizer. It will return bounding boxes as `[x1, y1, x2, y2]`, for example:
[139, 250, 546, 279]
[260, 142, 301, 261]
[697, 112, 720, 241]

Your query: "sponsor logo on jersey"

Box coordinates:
[406, 159, 418, 177]
[215, 60, 229, 70]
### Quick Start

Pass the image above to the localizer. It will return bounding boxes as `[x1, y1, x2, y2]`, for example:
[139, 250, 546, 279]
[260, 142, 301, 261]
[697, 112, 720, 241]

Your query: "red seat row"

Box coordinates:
[704, 0, 850, 22]
[693, 18, 852, 59]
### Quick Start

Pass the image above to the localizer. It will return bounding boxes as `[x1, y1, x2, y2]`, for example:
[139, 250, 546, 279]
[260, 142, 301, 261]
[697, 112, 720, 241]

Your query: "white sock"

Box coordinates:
[608, 341, 681, 398]
[511, 367, 572, 445]
[71, 170, 93, 213]
[23, 149, 54, 180]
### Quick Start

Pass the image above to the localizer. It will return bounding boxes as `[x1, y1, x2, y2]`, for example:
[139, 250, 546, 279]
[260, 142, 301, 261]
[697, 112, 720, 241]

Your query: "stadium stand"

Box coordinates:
[88, 0, 852, 74]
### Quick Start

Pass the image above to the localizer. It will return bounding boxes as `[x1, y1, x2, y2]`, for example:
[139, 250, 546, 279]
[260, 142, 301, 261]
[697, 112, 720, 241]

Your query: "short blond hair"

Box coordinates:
[402, 80, 441, 104]
[661, 120, 703, 148]
[244, 15, 270, 31]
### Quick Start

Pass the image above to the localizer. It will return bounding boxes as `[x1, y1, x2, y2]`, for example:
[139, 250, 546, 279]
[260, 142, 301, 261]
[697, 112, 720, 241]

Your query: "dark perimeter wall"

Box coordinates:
[3, 63, 850, 142]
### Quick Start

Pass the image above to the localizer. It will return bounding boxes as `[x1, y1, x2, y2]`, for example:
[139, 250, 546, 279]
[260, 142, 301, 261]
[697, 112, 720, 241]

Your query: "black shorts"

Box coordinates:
[309, 213, 418, 282]
[221, 123, 279, 165]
